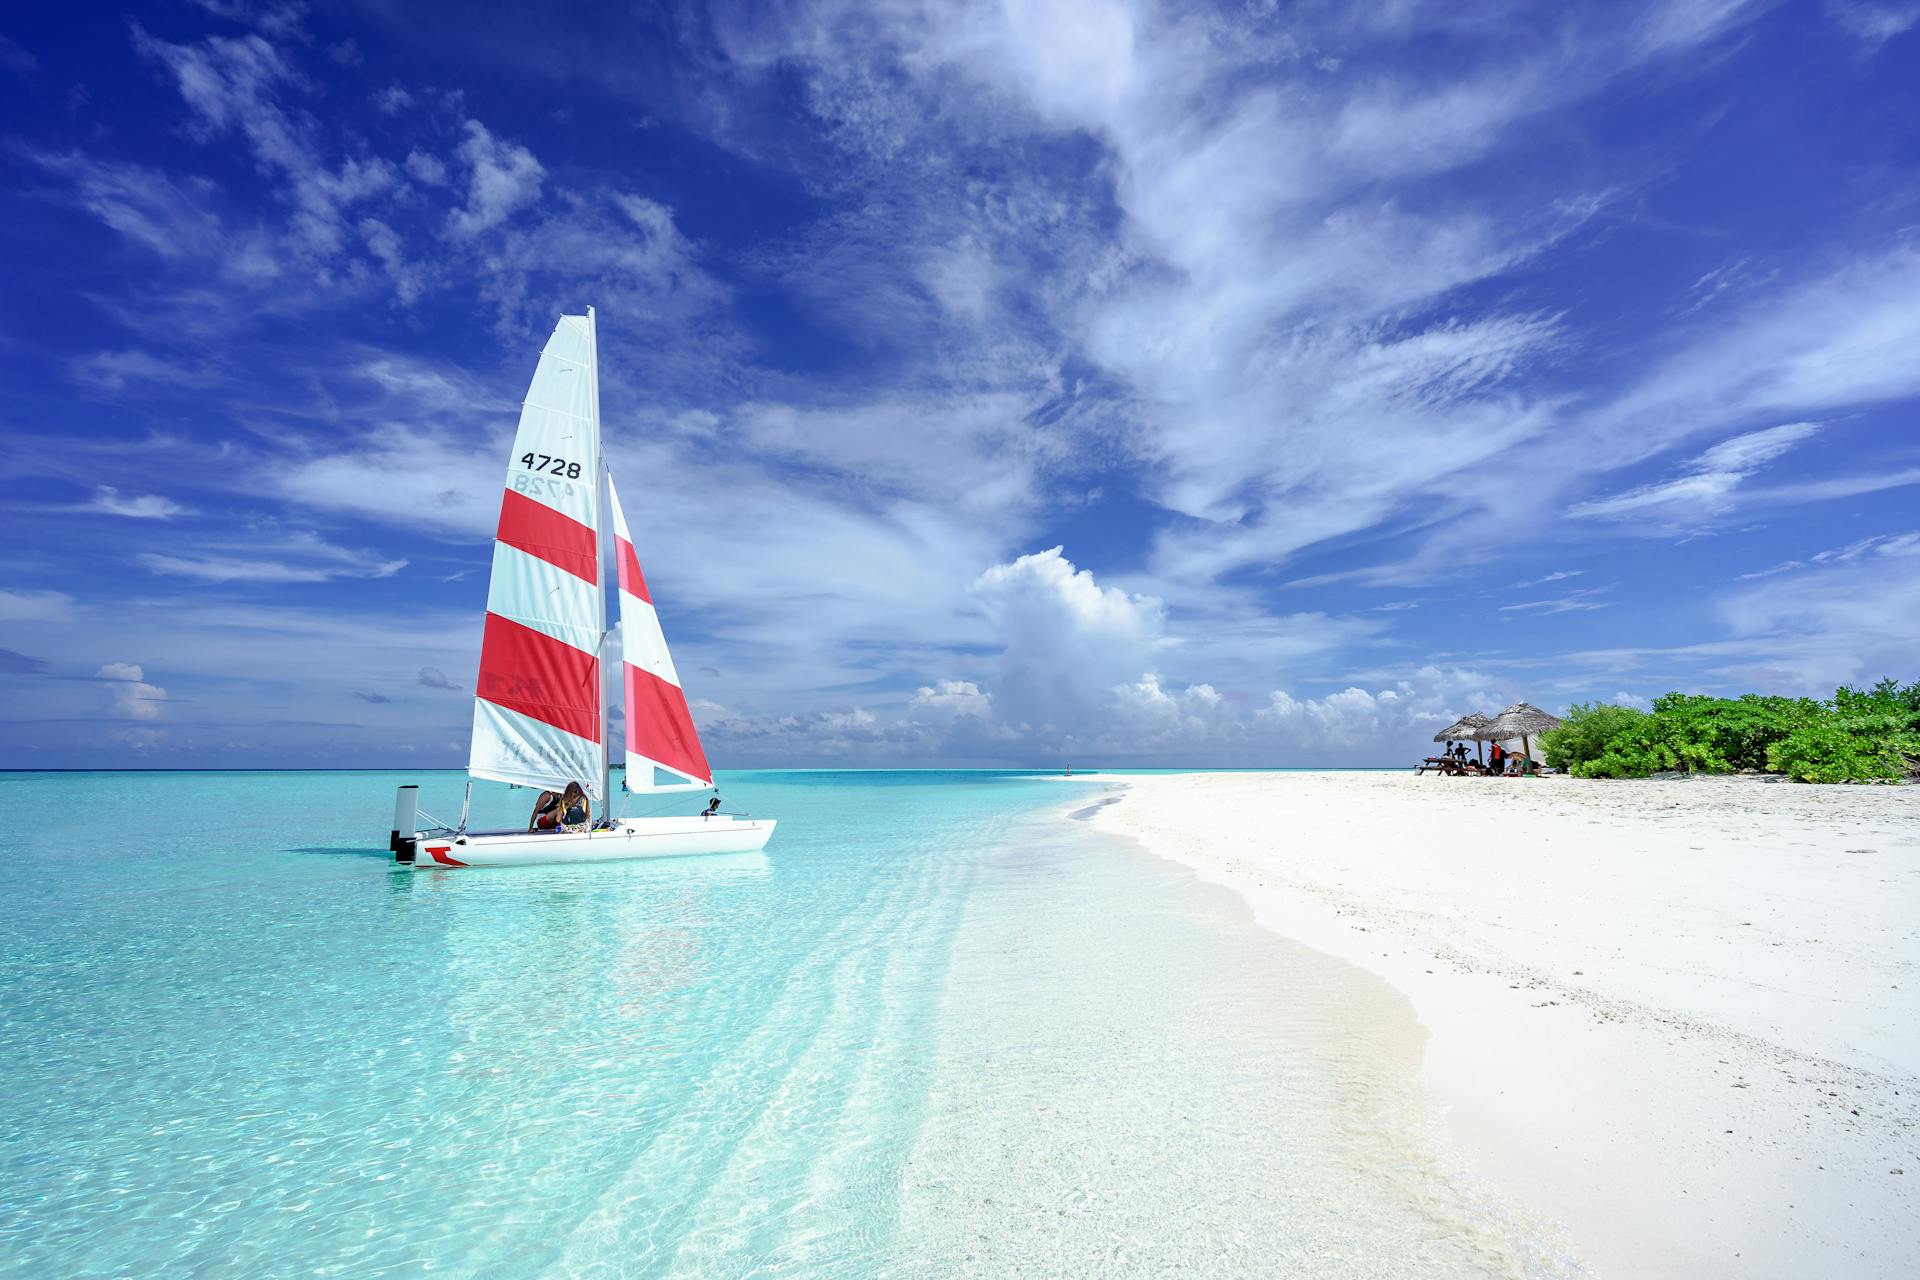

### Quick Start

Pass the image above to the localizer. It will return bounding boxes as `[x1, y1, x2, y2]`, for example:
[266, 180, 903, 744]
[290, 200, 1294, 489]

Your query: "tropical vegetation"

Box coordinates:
[1539, 679, 1920, 783]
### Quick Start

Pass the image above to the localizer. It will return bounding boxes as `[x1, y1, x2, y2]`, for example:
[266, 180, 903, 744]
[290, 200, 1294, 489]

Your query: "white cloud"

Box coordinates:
[135, 531, 406, 583]
[403, 149, 446, 185]
[1735, 559, 1803, 581]
[1715, 534, 1920, 689]
[1499, 587, 1613, 614]
[700, 0, 1775, 594]
[1568, 422, 1820, 525]
[359, 217, 424, 304]
[29, 152, 226, 262]
[188, 0, 307, 39]
[0, 589, 75, 621]
[97, 662, 168, 719]
[449, 120, 544, 236]
[1742, 466, 1920, 506]
[909, 679, 992, 719]
[1825, 1, 1920, 44]
[1257, 666, 1512, 756]
[970, 546, 1171, 732]
[70, 349, 217, 392]
[1813, 531, 1920, 563]
[80, 486, 188, 519]
[264, 428, 504, 538]
[133, 26, 397, 258]
[1586, 245, 1920, 460]
[475, 191, 723, 338]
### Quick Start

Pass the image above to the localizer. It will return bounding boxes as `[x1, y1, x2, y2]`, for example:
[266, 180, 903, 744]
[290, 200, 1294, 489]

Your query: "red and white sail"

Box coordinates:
[468, 313, 608, 801]
[610, 478, 712, 791]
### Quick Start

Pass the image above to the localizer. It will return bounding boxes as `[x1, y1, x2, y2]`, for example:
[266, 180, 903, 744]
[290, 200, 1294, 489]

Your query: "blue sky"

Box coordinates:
[2, 0, 1917, 770]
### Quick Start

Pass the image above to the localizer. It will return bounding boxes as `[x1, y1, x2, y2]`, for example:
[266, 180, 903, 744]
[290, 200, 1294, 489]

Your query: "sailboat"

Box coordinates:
[389, 308, 775, 868]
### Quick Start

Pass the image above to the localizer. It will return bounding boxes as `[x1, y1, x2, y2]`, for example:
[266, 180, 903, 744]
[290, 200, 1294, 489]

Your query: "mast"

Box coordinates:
[588, 304, 612, 812]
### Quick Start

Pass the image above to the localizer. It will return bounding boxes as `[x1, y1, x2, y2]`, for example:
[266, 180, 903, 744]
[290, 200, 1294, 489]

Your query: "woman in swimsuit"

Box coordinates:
[559, 781, 591, 831]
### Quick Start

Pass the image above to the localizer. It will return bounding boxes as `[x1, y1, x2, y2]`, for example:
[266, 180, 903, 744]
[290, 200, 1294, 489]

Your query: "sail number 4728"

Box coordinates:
[519, 453, 583, 479]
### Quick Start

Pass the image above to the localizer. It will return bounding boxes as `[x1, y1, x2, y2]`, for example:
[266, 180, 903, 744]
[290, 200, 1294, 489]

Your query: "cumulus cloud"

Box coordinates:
[97, 662, 168, 719]
[418, 666, 458, 690]
[910, 679, 992, 719]
[970, 546, 1171, 733]
[1258, 667, 1508, 754]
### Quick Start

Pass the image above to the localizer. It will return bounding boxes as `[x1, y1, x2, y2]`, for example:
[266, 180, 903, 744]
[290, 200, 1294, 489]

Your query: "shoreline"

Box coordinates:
[1085, 771, 1919, 1278]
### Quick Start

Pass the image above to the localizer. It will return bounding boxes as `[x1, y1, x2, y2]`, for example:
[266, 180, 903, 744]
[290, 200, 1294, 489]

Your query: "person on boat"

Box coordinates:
[558, 782, 591, 832]
[529, 790, 563, 831]
[702, 796, 722, 819]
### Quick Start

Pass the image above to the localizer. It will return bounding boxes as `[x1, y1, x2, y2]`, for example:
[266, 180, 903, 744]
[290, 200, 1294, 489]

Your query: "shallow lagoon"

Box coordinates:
[0, 770, 1564, 1277]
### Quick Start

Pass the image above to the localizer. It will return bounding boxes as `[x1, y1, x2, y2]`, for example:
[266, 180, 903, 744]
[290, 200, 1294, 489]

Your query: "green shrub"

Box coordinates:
[1766, 723, 1910, 783]
[1540, 703, 1646, 772]
[1776, 679, 1920, 782]
[1542, 679, 1918, 783]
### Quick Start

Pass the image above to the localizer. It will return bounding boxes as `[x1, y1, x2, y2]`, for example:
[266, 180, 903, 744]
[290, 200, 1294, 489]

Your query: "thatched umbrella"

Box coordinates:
[1435, 713, 1492, 765]
[1484, 702, 1563, 769]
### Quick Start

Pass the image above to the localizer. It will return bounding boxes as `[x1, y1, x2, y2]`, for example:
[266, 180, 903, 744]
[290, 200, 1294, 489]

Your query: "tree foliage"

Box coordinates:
[1537, 680, 1920, 783]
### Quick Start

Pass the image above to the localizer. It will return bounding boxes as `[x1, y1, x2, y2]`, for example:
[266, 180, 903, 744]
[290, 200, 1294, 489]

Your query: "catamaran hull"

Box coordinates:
[403, 816, 775, 869]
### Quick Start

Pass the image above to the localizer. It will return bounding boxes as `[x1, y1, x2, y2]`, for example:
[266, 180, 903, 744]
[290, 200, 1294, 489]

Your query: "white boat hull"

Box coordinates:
[404, 815, 775, 869]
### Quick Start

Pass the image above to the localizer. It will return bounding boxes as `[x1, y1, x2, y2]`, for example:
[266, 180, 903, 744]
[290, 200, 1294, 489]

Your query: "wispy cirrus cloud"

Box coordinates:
[1499, 586, 1614, 614]
[135, 530, 405, 583]
[1514, 570, 1585, 588]
[1568, 422, 1820, 526]
[79, 486, 190, 519]
[1825, 1, 1920, 44]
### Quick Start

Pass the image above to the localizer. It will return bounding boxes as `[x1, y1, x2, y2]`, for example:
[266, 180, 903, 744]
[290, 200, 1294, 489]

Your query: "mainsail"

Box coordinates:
[468, 312, 608, 801]
[610, 478, 712, 792]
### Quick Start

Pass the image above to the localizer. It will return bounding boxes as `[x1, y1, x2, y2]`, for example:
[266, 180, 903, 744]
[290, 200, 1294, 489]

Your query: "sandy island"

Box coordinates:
[1086, 771, 1918, 1278]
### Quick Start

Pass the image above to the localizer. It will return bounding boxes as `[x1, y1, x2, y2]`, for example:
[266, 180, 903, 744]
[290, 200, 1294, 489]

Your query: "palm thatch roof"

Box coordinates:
[1485, 702, 1563, 740]
[1434, 713, 1492, 742]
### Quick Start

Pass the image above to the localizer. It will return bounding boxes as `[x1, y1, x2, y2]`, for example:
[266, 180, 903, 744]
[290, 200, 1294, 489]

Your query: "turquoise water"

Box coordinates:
[0, 771, 1560, 1277]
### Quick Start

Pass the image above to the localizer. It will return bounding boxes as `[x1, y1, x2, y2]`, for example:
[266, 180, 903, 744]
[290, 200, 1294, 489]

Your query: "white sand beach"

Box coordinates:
[1090, 771, 1919, 1279]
